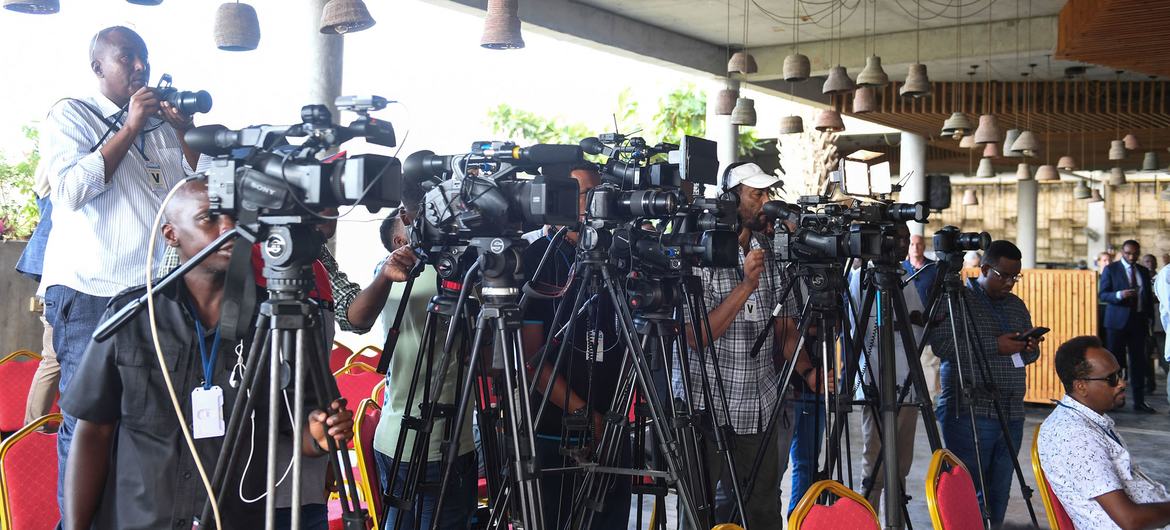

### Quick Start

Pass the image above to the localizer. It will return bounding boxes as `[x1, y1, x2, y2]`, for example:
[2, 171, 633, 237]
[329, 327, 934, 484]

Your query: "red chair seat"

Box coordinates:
[0, 351, 43, 433]
[936, 465, 983, 530]
[803, 499, 880, 530]
[0, 414, 61, 530]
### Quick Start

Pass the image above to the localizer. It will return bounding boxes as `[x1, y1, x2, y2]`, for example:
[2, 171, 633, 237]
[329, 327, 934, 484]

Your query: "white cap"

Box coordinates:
[723, 162, 781, 190]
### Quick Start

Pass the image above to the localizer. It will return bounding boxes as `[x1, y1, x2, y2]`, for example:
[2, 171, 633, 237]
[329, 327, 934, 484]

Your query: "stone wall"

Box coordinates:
[0, 241, 43, 353]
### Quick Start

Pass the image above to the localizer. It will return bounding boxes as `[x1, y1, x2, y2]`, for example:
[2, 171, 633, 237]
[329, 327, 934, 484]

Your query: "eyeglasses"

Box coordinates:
[989, 267, 1023, 283]
[1077, 369, 1123, 387]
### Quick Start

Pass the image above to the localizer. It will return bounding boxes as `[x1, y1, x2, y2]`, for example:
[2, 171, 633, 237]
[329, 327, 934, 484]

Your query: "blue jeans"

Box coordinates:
[43, 285, 110, 520]
[938, 405, 1024, 526]
[375, 451, 478, 530]
[535, 435, 631, 530]
[274, 504, 328, 530]
[786, 392, 825, 515]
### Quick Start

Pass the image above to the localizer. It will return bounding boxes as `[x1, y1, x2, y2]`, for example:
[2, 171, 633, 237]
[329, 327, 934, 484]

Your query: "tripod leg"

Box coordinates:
[264, 328, 288, 530]
[944, 292, 993, 528]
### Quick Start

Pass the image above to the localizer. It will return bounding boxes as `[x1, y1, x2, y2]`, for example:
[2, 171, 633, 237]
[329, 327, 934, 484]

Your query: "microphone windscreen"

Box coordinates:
[521, 144, 583, 165]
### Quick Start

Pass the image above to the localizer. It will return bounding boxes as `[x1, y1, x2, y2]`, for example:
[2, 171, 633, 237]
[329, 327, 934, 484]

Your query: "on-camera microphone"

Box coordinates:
[579, 137, 611, 157]
[511, 144, 583, 165]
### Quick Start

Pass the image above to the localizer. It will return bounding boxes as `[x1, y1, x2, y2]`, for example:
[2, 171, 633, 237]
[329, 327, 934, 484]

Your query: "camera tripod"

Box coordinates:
[918, 250, 1040, 529]
[540, 225, 744, 530]
[427, 236, 547, 530]
[375, 256, 486, 530]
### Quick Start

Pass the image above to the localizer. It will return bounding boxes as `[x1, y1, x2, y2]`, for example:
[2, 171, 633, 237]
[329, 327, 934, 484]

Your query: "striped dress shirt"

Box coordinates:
[37, 93, 199, 297]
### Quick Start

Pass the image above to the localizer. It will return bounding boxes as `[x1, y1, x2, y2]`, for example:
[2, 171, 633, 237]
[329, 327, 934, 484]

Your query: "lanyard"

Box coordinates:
[1055, 400, 1122, 447]
[188, 302, 221, 390]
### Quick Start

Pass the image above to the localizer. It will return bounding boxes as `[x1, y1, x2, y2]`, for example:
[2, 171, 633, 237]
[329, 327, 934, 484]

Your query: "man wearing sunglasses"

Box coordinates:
[1100, 240, 1158, 413]
[1039, 336, 1170, 530]
[929, 240, 1042, 527]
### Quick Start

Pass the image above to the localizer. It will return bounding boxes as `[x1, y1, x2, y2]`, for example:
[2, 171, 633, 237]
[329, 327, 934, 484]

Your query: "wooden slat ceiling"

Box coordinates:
[839, 80, 1170, 174]
[1056, 0, 1170, 78]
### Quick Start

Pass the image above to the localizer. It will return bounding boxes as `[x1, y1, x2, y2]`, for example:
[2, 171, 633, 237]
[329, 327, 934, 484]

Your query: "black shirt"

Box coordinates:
[60, 281, 267, 530]
[521, 236, 625, 437]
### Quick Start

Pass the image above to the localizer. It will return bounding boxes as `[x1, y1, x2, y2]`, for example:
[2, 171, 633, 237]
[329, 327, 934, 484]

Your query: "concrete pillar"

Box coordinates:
[305, 0, 345, 121]
[715, 79, 740, 191]
[1017, 179, 1039, 268]
[899, 132, 927, 237]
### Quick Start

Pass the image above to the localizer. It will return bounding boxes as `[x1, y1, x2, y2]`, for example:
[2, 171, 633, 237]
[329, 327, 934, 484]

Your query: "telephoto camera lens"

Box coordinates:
[933, 225, 991, 253]
[619, 190, 679, 218]
[158, 87, 213, 115]
[885, 201, 929, 223]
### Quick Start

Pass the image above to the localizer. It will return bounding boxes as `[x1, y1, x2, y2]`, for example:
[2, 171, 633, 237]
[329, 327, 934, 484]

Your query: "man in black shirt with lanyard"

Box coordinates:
[62, 179, 358, 529]
[520, 163, 631, 530]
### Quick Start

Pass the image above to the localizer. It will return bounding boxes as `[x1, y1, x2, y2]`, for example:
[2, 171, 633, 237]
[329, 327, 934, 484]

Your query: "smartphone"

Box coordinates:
[1015, 326, 1050, 341]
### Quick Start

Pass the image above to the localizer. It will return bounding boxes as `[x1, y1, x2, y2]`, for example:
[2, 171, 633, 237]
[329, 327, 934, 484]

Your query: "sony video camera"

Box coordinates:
[765, 195, 928, 263]
[185, 95, 403, 217]
[401, 140, 583, 251]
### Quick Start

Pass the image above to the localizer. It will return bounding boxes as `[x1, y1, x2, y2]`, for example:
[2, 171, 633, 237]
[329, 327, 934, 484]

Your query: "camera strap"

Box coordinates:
[64, 98, 156, 163]
[220, 211, 259, 343]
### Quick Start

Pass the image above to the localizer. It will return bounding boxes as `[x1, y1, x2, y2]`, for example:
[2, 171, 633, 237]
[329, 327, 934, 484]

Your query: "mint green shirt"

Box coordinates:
[371, 263, 475, 462]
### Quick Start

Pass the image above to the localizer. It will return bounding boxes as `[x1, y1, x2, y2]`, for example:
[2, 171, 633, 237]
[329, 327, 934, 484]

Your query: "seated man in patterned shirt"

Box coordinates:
[1039, 336, 1170, 530]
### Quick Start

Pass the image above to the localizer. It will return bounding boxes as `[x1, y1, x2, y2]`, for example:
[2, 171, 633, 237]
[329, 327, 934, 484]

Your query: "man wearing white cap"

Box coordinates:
[672, 162, 822, 528]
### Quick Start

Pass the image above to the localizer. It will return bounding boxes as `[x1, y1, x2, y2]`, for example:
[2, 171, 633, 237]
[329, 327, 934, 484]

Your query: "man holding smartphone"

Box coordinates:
[929, 240, 1044, 527]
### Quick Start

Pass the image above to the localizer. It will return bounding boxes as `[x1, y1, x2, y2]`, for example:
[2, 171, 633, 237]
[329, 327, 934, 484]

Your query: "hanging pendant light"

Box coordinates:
[1124, 133, 1140, 151]
[3, 0, 58, 13]
[900, 63, 931, 97]
[783, 54, 811, 82]
[126, 0, 163, 4]
[1003, 129, 1022, 157]
[779, 115, 804, 134]
[853, 86, 877, 114]
[714, 88, 738, 115]
[814, 109, 845, 132]
[730, 97, 757, 126]
[728, 51, 758, 75]
[478, 0, 522, 48]
[1108, 140, 1126, 160]
[1143, 151, 1160, 171]
[942, 112, 974, 140]
[1073, 180, 1092, 199]
[1088, 188, 1104, 203]
[320, 0, 376, 34]
[1057, 155, 1077, 171]
[974, 115, 1001, 144]
[959, 135, 976, 149]
[1035, 165, 1059, 181]
[1011, 130, 1040, 157]
[983, 142, 999, 158]
[822, 66, 855, 95]
[214, 2, 261, 51]
[1016, 163, 1033, 181]
[857, 56, 889, 87]
[962, 189, 980, 205]
[976, 157, 995, 177]
[1109, 167, 1127, 185]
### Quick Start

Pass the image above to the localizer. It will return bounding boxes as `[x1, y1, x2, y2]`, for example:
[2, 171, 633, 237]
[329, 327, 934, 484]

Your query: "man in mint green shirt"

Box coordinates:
[371, 209, 477, 530]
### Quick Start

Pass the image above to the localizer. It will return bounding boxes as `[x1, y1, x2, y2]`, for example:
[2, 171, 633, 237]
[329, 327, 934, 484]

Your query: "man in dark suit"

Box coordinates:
[1099, 239, 1158, 413]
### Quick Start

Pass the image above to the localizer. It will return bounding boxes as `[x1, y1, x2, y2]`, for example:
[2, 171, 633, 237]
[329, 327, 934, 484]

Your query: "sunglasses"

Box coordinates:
[1077, 369, 1123, 387]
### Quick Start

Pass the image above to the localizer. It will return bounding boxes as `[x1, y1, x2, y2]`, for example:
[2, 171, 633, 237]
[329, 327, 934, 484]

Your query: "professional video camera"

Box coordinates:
[765, 195, 928, 263]
[154, 74, 212, 115]
[401, 140, 583, 250]
[185, 95, 403, 217]
[932, 225, 991, 255]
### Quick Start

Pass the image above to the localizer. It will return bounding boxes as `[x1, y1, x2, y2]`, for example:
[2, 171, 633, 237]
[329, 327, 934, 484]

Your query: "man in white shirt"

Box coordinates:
[37, 26, 202, 516]
[1038, 336, 1170, 530]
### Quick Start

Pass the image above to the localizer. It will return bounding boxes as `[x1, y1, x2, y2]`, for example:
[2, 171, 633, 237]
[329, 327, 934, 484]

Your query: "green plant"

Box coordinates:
[487, 85, 766, 163]
[0, 126, 40, 240]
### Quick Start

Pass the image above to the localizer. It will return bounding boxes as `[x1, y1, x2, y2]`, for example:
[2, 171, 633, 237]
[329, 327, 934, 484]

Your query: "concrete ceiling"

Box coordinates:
[571, 0, 1146, 83]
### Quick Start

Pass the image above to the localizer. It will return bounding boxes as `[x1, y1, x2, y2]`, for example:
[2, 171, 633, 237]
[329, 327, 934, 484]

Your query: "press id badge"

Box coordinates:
[191, 385, 226, 439]
[586, 329, 605, 363]
[743, 293, 764, 321]
[145, 161, 164, 190]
